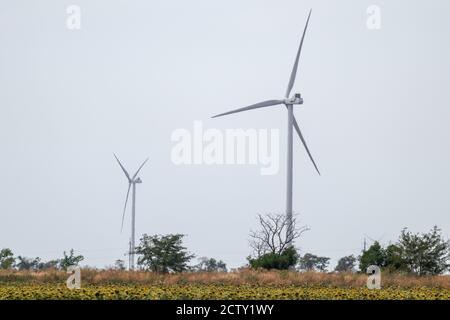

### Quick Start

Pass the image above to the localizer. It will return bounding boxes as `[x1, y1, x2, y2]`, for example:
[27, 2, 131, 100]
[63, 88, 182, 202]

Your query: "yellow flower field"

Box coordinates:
[1, 284, 449, 300]
[1, 270, 449, 300]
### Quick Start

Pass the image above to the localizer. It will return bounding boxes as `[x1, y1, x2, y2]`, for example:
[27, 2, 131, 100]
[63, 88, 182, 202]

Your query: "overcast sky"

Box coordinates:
[1, 0, 449, 269]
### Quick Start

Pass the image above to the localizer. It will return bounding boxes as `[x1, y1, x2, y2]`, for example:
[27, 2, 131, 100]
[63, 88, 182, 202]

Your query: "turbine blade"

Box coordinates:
[114, 154, 131, 182]
[285, 9, 312, 98]
[212, 100, 284, 118]
[132, 158, 149, 180]
[292, 115, 321, 175]
[121, 183, 131, 233]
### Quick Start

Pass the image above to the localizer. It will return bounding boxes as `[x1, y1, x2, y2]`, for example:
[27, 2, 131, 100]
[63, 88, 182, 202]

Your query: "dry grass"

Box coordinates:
[1, 269, 449, 289]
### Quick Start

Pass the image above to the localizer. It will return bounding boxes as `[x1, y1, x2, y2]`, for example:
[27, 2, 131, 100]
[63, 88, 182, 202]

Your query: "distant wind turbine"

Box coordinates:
[212, 9, 320, 244]
[364, 233, 386, 245]
[114, 154, 149, 270]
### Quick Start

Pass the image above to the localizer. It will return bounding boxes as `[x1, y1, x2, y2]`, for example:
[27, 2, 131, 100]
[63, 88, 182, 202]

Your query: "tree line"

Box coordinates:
[1, 214, 448, 275]
[0, 249, 84, 271]
[247, 214, 449, 275]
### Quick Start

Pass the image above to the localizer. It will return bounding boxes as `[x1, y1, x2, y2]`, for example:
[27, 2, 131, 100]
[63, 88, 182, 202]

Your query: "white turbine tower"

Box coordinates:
[212, 9, 320, 244]
[114, 154, 149, 270]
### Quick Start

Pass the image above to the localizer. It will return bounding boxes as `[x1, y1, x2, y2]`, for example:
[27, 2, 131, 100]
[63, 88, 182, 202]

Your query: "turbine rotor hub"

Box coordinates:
[285, 93, 303, 105]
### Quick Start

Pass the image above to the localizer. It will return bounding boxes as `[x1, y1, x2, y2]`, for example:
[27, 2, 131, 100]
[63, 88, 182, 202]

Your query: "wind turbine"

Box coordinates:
[114, 154, 149, 270]
[212, 9, 319, 244]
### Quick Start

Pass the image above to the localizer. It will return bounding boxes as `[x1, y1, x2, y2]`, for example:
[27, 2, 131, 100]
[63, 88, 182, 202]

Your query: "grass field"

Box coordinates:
[1, 269, 449, 300]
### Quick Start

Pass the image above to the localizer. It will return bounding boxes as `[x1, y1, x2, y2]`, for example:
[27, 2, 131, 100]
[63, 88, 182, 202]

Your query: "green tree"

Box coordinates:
[397, 226, 450, 275]
[0, 248, 15, 269]
[359, 241, 385, 272]
[114, 259, 126, 270]
[37, 259, 60, 270]
[15, 256, 41, 270]
[135, 234, 194, 273]
[335, 255, 357, 272]
[59, 249, 84, 270]
[298, 253, 330, 272]
[195, 257, 227, 272]
[384, 244, 407, 273]
[248, 247, 299, 270]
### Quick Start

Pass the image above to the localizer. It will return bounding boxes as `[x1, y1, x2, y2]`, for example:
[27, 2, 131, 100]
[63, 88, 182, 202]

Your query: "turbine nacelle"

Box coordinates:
[134, 177, 142, 184]
[284, 93, 303, 105]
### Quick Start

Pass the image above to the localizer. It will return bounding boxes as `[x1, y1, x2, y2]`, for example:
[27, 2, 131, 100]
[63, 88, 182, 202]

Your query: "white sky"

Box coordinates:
[0, 0, 449, 269]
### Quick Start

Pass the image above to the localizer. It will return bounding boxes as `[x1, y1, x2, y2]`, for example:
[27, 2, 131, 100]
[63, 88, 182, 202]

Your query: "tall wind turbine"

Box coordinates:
[114, 154, 149, 270]
[212, 9, 320, 244]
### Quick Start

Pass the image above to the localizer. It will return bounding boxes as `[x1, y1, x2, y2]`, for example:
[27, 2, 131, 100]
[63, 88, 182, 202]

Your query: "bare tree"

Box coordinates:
[249, 213, 309, 258]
